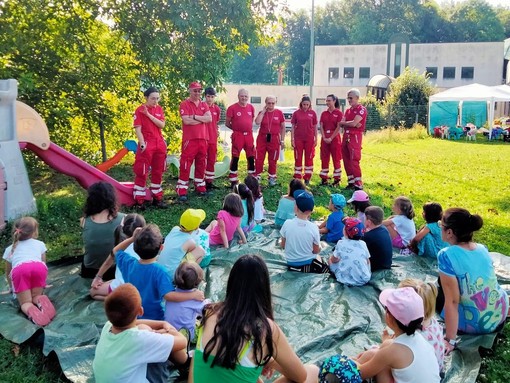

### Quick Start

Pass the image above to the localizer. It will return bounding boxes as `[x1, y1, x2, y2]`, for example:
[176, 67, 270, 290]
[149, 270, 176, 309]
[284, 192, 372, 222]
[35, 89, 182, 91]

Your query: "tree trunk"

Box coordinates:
[99, 119, 107, 162]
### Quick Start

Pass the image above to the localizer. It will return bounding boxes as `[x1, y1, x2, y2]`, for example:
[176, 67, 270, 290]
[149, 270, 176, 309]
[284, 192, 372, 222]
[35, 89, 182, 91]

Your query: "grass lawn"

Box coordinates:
[0, 126, 509, 382]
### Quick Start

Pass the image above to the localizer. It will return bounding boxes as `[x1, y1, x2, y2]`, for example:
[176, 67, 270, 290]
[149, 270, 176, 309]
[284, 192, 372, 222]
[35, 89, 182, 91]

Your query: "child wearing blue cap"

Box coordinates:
[329, 217, 371, 286]
[319, 194, 346, 243]
[280, 190, 329, 274]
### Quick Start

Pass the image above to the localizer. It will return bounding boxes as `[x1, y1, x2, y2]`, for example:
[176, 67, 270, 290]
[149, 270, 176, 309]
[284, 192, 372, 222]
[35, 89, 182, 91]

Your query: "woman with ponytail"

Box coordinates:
[437, 208, 508, 354]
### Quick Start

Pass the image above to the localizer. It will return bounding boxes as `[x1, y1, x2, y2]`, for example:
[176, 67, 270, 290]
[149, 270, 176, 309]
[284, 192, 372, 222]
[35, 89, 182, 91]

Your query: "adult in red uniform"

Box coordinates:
[132, 87, 167, 208]
[204, 87, 221, 191]
[319, 94, 343, 186]
[226, 88, 255, 186]
[177, 82, 212, 202]
[254, 96, 285, 186]
[291, 96, 317, 185]
[340, 88, 367, 190]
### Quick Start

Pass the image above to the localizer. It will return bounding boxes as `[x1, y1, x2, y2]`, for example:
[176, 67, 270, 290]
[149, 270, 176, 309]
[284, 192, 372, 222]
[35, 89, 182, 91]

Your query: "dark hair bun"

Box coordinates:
[469, 214, 483, 232]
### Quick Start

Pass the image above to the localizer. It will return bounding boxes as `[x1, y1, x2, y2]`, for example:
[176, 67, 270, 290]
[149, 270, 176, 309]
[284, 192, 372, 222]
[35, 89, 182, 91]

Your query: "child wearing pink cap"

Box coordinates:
[356, 287, 440, 383]
[347, 190, 371, 225]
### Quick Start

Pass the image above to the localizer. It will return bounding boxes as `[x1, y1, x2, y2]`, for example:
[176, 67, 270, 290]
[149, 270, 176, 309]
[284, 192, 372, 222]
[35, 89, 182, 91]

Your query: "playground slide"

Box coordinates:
[20, 141, 149, 206]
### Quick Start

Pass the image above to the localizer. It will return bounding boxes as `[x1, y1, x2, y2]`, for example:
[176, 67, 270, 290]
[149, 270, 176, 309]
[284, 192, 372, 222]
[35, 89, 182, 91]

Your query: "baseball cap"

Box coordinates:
[331, 194, 346, 210]
[180, 209, 206, 231]
[379, 287, 424, 326]
[293, 190, 315, 213]
[318, 354, 362, 383]
[347, 190, 369, 203]
[342, 217, 365, 240]
[189, 81, 202, 90]
[204, 87, 216, 96]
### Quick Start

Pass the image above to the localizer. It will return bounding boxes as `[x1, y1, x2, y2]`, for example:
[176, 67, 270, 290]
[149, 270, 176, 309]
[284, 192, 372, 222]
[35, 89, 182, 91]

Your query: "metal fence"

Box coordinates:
[365, 105, 428, 130]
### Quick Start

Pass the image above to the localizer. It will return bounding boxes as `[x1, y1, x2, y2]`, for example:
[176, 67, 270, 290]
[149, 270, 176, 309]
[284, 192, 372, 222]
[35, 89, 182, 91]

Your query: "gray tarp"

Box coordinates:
[1, 221, 509, 383]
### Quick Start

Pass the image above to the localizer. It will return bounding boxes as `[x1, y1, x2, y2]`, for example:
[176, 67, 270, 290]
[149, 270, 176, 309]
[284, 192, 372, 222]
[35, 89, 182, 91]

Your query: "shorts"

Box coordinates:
[288, 258, 330, 274]
[392, 233, 404, 248]
[11, 261, 47, 293]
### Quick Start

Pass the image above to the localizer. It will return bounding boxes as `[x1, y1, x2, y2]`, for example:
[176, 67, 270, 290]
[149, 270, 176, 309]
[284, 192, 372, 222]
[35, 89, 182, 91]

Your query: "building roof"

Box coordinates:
[367, 74, 394, 89]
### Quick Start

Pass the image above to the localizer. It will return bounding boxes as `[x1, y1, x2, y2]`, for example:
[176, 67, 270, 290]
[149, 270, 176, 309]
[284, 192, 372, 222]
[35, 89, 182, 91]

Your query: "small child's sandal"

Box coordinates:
[37, 295, 56, 320]
[27, 305, 51, 326]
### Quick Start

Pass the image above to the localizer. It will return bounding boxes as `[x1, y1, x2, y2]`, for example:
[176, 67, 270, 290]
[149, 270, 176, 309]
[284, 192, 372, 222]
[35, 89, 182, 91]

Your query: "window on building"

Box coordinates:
[344, 67, 354, 79]
[316, 98, 326, 106]
[426, 67, 438, 79]
[443, 67, 456, 80]
[461, 67, 474, 79]
[250, 96, 261, 104]
[359, 67, 370, 79]
[329, 67, 339, 80]
[394, 43, 402, 77]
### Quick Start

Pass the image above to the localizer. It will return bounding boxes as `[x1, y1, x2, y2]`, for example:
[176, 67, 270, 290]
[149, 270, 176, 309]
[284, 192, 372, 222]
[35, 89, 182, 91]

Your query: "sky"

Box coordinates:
[284, 0, 509, 9]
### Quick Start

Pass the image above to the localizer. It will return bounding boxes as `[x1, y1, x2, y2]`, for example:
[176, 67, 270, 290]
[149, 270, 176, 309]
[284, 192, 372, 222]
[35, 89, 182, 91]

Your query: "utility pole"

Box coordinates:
[309, 0, 315, 105]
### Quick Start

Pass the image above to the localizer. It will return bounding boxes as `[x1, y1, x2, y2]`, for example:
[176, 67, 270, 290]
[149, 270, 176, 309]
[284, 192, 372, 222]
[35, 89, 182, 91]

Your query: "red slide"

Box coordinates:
[20, 141, 151, 206]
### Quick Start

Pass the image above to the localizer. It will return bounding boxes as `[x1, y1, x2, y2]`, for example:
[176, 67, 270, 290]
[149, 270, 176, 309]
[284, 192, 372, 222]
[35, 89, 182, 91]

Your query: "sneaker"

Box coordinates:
[152, 199, 168, 209]
[320, 178, 328, 186]
[304, 179, 310, 186]
[178, 195, 188, 203]
[196, 191, 208, 197]
[268, 178, 277, 187]
[354, 184, 364, 191]
[135, 202, 146, 211]
[344, 183, 355, 190]
[332, 180, 340, 187]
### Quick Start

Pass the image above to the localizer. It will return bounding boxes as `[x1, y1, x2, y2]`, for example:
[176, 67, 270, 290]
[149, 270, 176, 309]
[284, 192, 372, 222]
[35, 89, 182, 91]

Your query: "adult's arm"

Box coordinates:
[255, 108, 265, 125]
[340, 114, 363, 128]
[280, 122, 286, 148]
[440, 271, 460, 341]
[225, 115, 233, 130]
[330, 121, 342, 140]
[134, 126, 146, 149]
[181, 111, 212, 125]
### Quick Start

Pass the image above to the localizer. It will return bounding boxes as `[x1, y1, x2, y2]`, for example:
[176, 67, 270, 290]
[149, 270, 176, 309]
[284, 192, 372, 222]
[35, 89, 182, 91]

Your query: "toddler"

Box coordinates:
[191, 227, 211, 268]
[165, 262, 210, 340]
[233, 183, 255, 233]
[363, 206, 393, 271]
[280, 190, 329, 274]
[328, 217, 371, 286]
[347, 190, 371, 225]
[3, 217, 56, 326]
[245, 175, 265, 223]
[410, 202, 449, 258]
[206, 193, 247, 248]
[318, 193, 346, 243]
[274, 179, 305, 227]
[382, 196, 416, 253]
[399, 278, 445, 372]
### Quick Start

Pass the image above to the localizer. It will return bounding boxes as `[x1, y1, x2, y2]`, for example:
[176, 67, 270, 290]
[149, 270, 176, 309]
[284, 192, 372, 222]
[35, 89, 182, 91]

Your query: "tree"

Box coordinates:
[315, 2, 349, 45]
[228, 46, 278, 84]
[281, 10, 311, 85]
[495, 6, 510, 38]
[384, 67, 435, 127]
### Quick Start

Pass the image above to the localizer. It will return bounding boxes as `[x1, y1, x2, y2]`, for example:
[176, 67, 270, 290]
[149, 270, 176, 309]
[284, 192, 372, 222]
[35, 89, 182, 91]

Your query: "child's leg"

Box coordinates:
[273, 364, 319, 383]
[205, 220, 217, 233]
[17, 290, 35, 315]
[31, 287, 44, 306]
[90, 281, 112, 301]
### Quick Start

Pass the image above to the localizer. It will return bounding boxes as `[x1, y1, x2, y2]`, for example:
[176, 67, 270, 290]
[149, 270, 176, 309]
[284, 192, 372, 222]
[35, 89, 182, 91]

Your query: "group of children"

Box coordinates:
[1, 176, 464, 383]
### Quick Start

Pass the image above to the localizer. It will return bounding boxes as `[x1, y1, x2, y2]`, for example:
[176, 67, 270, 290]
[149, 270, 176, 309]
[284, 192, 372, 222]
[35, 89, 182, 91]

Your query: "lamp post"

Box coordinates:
[301, 64, 306, 86]
[309, 0, 315, 104]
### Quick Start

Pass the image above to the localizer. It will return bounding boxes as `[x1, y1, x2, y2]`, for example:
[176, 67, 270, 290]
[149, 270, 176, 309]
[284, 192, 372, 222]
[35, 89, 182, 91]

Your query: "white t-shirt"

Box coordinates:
[3, 239, 47, 268]
[110, 243, 139, 290]
[280, 217, 320, 265]
[254, 197, 265, 222]
[329, 238, 371, 286]
[93, 321, 174, 383]
[391, 215, 416, 245]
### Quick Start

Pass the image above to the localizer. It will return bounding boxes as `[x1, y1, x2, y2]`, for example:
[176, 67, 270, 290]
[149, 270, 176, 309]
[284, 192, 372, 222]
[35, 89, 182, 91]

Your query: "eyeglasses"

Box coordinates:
[438, 221, 448, 230]
[192, 89, 202, 93]
[267, 102, 275, 105]
[347, 97, 353, 100]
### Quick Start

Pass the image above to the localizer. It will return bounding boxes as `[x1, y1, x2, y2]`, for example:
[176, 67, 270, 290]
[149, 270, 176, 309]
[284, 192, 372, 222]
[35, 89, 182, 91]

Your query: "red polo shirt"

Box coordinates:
[320, 108, 343, 139]
[258, 109, 285, 135]
[291, 108, 317, 141]
[206, 103, 221, 142]
[179, 99, 209, 141]
[133, 104, 165, 140]
[226, 103, 255, 132]
[344, 104, 367, 132]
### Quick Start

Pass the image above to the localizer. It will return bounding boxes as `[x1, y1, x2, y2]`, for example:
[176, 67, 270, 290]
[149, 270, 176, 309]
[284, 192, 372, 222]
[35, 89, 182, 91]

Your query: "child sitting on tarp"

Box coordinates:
[318, 193, 346, 243]
[93, 283, 188, 383]
[328, 217, 371, 286]
[410, 202, 449, 258]
[274, 179, 305, 227]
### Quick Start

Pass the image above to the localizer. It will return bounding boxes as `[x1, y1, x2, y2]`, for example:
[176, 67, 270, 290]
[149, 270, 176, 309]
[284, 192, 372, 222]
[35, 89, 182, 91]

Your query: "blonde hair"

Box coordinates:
[11, 217, 39, 255]
[398, 278, 437, 321]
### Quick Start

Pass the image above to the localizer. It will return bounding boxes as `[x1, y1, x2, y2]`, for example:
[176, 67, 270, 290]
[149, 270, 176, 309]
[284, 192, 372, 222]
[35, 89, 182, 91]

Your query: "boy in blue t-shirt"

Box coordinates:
[319, 194, 346, 243]
[363, 206, 393, 271]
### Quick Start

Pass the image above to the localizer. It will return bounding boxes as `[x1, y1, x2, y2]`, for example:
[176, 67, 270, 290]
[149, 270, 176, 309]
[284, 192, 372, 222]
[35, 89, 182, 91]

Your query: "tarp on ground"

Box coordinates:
[1, 218, 509, 383]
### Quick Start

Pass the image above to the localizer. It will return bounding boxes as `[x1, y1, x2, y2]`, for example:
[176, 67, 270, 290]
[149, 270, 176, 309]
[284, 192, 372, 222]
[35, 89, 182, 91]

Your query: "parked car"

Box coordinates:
[277, 106, 298, 130]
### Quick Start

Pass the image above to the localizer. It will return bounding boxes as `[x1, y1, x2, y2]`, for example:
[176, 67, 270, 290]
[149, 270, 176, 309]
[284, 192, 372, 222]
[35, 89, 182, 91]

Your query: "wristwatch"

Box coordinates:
[444, 337, 457, 347]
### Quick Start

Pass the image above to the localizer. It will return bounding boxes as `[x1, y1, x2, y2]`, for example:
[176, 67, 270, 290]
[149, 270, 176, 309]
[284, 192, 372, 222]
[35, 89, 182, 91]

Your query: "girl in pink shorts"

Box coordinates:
[2, 217, 56, 326]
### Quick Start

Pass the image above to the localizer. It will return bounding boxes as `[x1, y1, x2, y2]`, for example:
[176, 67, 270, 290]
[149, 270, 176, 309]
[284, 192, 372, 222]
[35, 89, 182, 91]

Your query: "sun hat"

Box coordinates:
[189, 81, 202, 90]
[331, 194, 346, 210]
[293, 190, 315, 213]
[318, 354, 362, 383]
[347, 190, 369, 203]
[342, 217, 365, 240]
[180, 209, 206, 231]
[379, 287, 424, 326]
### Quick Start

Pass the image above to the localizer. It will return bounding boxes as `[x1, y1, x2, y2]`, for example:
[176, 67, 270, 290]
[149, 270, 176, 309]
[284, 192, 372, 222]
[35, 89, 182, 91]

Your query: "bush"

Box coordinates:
[360, 93, 386, 131]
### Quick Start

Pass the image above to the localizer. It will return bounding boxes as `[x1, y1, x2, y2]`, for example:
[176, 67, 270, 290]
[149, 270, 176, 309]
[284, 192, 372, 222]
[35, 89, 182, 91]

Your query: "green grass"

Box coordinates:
[0, 126, 509, 382]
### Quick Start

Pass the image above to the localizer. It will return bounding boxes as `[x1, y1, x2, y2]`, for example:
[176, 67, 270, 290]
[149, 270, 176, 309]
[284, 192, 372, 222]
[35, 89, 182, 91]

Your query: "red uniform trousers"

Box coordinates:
[341, 131, 363, 187]
[255, 133, 280, 180]
[320, 138, 342, 182]
[293, 139, 315, 181]
[176, 139, 207, 196]
[205, 142, 217, 184]
[133, 138, 167, 204]
[229, 131, 255, 183]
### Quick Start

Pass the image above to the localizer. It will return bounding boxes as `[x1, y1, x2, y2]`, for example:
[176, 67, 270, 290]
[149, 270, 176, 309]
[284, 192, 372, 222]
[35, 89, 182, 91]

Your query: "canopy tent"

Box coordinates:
[428, 83, 510, 138]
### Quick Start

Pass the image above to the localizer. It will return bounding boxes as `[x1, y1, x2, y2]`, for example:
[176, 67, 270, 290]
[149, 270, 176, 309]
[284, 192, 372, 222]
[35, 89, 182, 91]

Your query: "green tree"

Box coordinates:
[384, 67, 434, 127]
[228, 46, 278, 84]
[281, 10, 311, 85]
[495, 6, 510, 38]
[315, 2, 349, 45]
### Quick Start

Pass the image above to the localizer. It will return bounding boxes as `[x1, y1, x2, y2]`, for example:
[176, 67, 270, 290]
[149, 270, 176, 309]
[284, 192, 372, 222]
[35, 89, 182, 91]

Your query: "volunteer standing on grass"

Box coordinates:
[339, 88, 367, 190]
[177, 82, 212, 202]
[204, 87, 221, 191]
[254, 96, 286, 186]
[319, 94, 343, 187]
[132, 87, 168, 209]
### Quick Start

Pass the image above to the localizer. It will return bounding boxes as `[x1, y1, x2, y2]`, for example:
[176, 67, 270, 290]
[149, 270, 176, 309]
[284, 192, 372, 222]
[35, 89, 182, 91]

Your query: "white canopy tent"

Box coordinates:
[428, 83, 510, 138]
